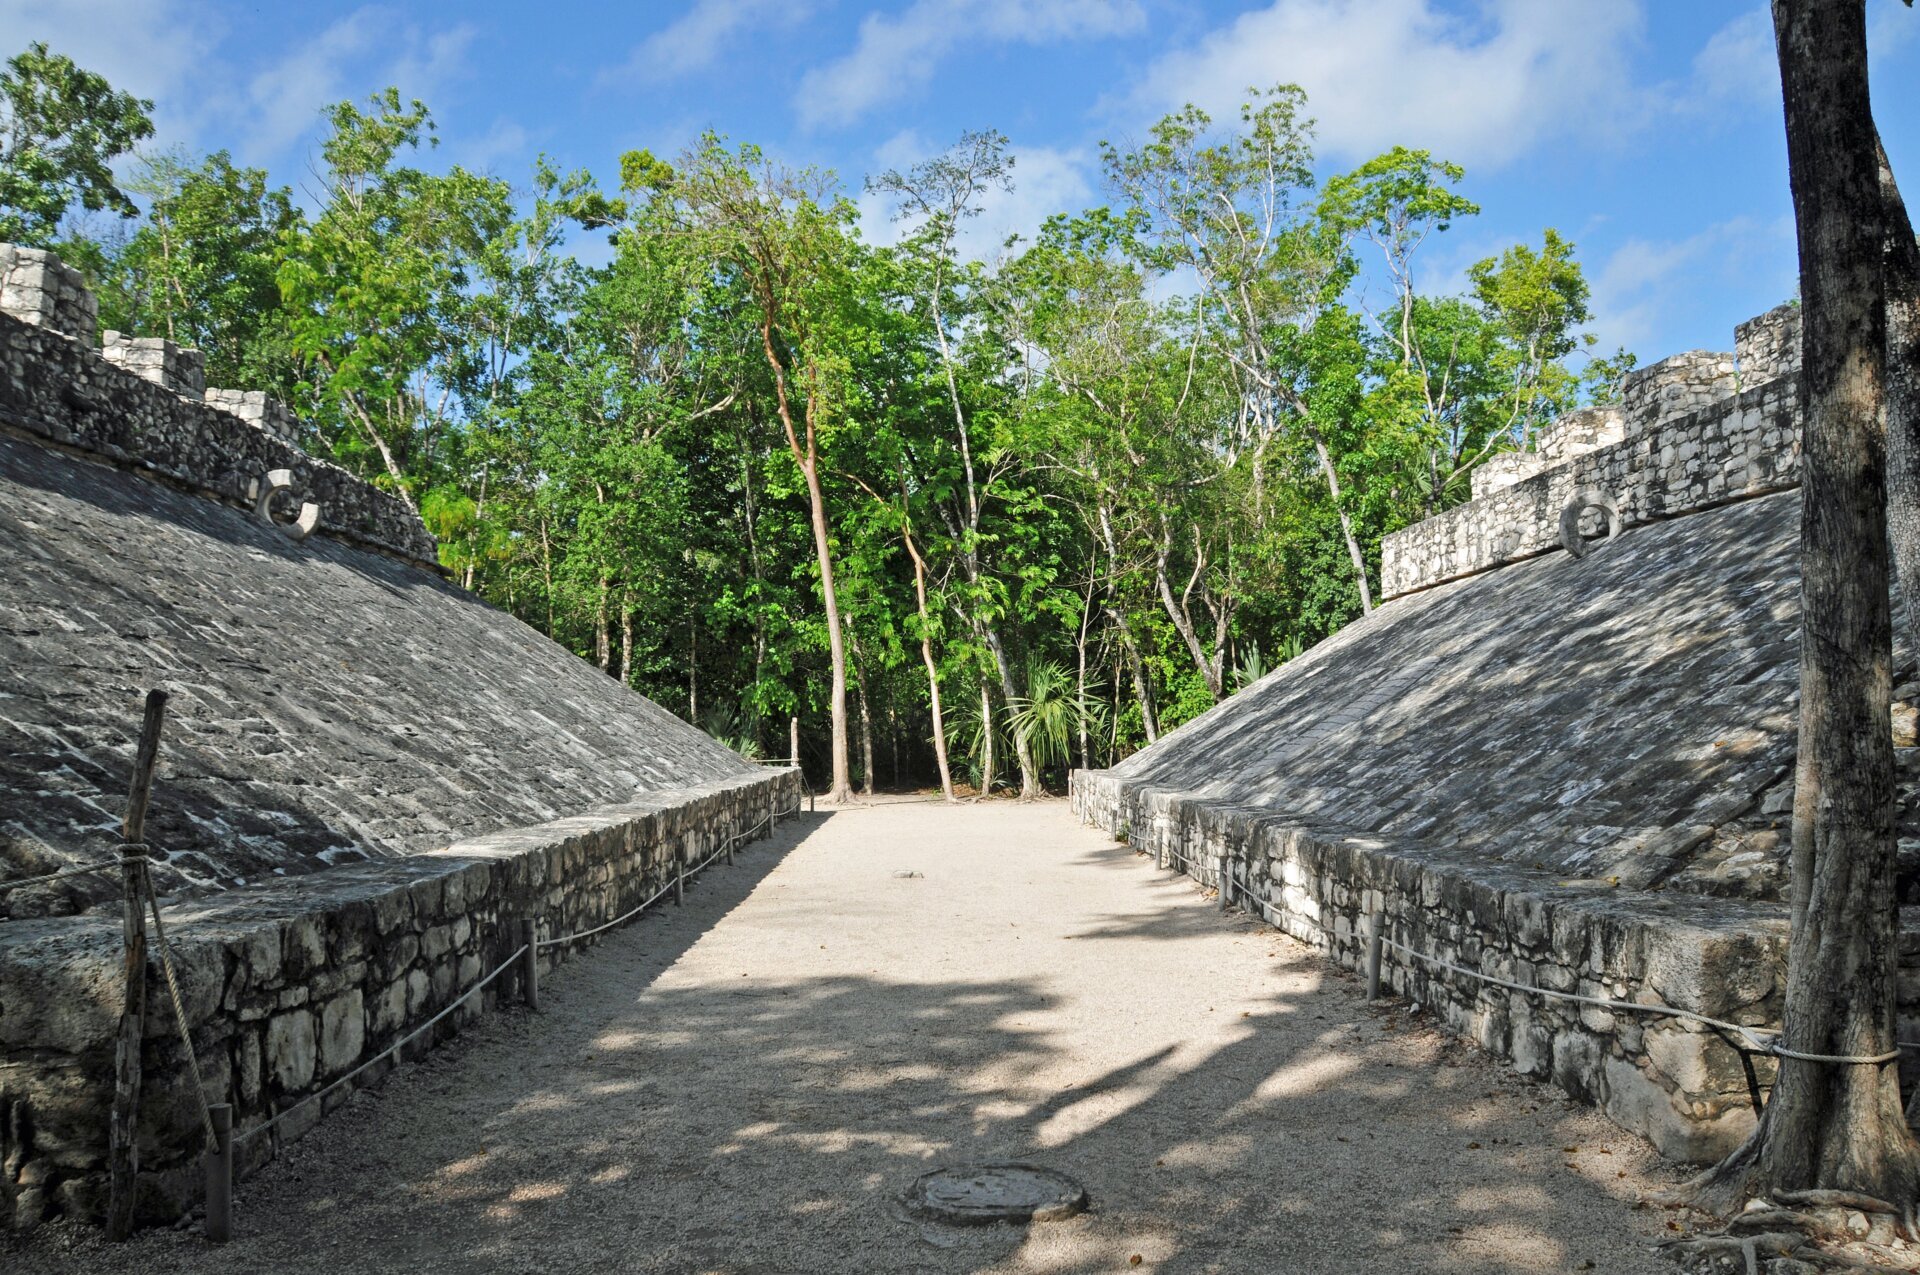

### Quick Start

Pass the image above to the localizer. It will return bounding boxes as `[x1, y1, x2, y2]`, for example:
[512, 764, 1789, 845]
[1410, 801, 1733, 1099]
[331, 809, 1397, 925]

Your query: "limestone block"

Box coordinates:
[266, 1010, 316, 1090]
[1602, 1054, 1752, 1163]
[319, 989, 365, 1075]
[99, 330, 205, 398]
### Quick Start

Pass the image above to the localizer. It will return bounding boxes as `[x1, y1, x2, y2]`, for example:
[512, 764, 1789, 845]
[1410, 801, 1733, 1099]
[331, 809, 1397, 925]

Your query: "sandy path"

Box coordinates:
[9, 797, 1685, 1274]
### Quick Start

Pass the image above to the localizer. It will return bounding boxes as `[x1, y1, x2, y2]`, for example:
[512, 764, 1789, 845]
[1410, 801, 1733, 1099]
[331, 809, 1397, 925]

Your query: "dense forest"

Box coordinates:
[4, 44, 1633, 800]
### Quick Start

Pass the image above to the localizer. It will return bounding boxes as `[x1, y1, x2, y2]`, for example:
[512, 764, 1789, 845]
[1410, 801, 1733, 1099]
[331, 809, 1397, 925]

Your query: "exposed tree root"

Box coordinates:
[1654, 1191, 1920, 1273]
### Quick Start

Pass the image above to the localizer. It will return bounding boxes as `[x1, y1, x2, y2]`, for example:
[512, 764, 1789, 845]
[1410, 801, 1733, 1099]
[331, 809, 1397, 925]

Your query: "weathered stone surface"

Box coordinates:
[267, 1010, 316, 1091]
[0, 430, 759, 900]
[1072, 487, 1916, 1161]
[0, 245, 94, 343]
[0, 768, 796, 1226]
[319, 990, 365, 1075]
[1383, 305, 1804, 600]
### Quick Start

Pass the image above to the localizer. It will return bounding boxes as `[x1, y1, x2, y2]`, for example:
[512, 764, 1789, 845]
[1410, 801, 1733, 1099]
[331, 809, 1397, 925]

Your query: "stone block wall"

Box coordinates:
[1736, 302, 1800, 389]
[1623, 350, 1739, 436]
[0, 767, 800, 1228]
[0, 242, 430, 567]
[0, 309, 436, 567]
[1070, 772, 1799, 1162]
[0, 245, 95, 343]
[205, 387, 300, 446]
[1382, 374, 1801, 599]
[1538, 405, 1626, 466]
[101, 331, 207, 399]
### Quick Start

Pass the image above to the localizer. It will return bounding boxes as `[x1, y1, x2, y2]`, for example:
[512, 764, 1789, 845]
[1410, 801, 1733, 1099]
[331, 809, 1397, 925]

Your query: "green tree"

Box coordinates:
[101, 149, 303, 390]
[0, 42, 152, 247]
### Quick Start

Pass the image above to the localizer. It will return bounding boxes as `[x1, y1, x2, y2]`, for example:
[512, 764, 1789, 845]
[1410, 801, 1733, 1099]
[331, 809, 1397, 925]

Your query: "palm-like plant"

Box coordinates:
[1008, 660, 1108, 776]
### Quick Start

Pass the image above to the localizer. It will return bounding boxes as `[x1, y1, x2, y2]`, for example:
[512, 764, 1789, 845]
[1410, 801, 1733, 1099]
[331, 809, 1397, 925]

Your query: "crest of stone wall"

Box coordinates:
[0, 243, 435, 568]
[0, 245, 96, 343]
[1387, 305, 1802, 600]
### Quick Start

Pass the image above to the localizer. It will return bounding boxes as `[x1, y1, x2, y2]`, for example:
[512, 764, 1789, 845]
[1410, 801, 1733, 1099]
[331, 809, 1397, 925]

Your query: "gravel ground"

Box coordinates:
[7, 796, 1689, 1274]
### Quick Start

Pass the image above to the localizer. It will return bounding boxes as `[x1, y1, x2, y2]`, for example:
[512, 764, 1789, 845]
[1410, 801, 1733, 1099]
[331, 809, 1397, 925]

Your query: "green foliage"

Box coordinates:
[0, 42, 152, 247]
[40, 77, 1624, 788]
[98, 150, 303, 390]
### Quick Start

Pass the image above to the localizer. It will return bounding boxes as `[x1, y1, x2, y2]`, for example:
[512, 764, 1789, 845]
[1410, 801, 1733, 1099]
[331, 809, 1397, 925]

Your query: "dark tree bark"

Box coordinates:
[1683, 0, 1920, 1212]
[1879, 135, 1920, 657]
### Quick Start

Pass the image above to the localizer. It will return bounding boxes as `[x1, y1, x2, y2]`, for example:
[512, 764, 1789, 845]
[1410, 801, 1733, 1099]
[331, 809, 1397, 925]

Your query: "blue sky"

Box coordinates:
[9, 0, 1920, 367]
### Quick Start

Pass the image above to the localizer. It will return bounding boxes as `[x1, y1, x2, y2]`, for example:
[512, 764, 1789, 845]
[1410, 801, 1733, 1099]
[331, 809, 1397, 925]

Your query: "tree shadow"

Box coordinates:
[11, 811, 1680, 1275]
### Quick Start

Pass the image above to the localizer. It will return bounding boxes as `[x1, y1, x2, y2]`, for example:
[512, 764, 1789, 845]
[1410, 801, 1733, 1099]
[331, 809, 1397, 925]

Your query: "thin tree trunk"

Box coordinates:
[979, 679, 996, 797]
[1878, 136, 1920, 658]
[1306, 422, 1374, 615]
[688, 618, 698, 722]
[849, 627, 875, 797]
[904, 526, 957, 802]
[595, 576, 612, 675]
[1154, 526, 1224, 701]
[1108, 606, 1159, 743]
[979, 619, 1039, 799]
[757, 313, 852, 803]
[619, 608, 633, 686]
[539, 515, 555, 638]
[1684, 0, 1919, 1212]
[1076, 574, 1096, 773]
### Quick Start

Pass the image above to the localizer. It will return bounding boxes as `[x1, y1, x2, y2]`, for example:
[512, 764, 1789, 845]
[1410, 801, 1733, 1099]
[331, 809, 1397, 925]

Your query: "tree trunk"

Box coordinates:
[904, 527, 957, 802]
[1108, 606, 1159, 743]
[849, 628, 875, 797]
[1154, 529, 1224, 701]
[1877, 136, 1920, 659]
[1683, 0, 1919, 1212]
[619, 608, 633, 686]
[800, 455, 854, 802]
[980, 619, 1039, 799]
[1076, 575, 1096, 773]
[1306, 423, 1375, 615]
[979, 679, 996, 797]
[595, 576, 612, 674]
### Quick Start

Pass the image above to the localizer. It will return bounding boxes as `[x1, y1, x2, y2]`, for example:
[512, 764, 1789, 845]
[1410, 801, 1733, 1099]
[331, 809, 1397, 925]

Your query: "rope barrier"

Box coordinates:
[140, 854, 218, 1146]
[1147, 843, 1917, 1069]
[235, 943, 529, 1148]
[0, 842, 187, 895]
[535, 807, 785, 951]
[239, 796, 798, 1143]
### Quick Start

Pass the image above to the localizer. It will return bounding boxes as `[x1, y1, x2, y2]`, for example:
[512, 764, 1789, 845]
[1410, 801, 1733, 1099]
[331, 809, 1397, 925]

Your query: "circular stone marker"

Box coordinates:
[903, 1163, 1089, 1226]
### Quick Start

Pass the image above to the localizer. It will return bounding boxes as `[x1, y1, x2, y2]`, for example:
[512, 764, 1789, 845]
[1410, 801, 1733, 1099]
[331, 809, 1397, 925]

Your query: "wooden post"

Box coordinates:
[1366, 908, 1386, 1001]
[203, 1102, 232, 1243]
[109, 688, 167, 1240]
[1217, 853, 1233, 912]
[518, 919, 540, 1012]
[789, 716, 800, 767]
[674, 858, 685, 906]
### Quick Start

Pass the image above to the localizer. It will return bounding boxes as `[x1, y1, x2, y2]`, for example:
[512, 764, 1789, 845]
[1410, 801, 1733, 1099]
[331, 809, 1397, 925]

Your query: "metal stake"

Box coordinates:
[1366, 908, 1386, 1001]
[204, 1102, 232, 1243]
[518, 919, 540, 1012]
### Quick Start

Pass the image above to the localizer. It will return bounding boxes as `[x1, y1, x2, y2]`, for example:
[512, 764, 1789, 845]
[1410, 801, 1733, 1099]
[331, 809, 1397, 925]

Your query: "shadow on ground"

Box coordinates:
[5, 807, 1678, 1275]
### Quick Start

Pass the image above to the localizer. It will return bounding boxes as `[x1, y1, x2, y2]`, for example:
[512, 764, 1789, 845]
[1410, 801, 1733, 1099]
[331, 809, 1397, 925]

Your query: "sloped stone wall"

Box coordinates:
[0, 767, 799, 1227]
[1071, 771, 1792, 1163]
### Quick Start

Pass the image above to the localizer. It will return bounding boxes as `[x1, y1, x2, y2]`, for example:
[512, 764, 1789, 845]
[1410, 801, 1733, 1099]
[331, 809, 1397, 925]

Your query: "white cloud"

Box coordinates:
[1586, 215, 1795, 358]
[857, 135, 1096, 265]
[602, 0, 814, 86]
[0, 0, 212, 149]
[797, 0, 1146, 131]
[236, 8, 476, 166]
[1691, 7, 1776, 107]
[1127, 0, 1644, 170]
